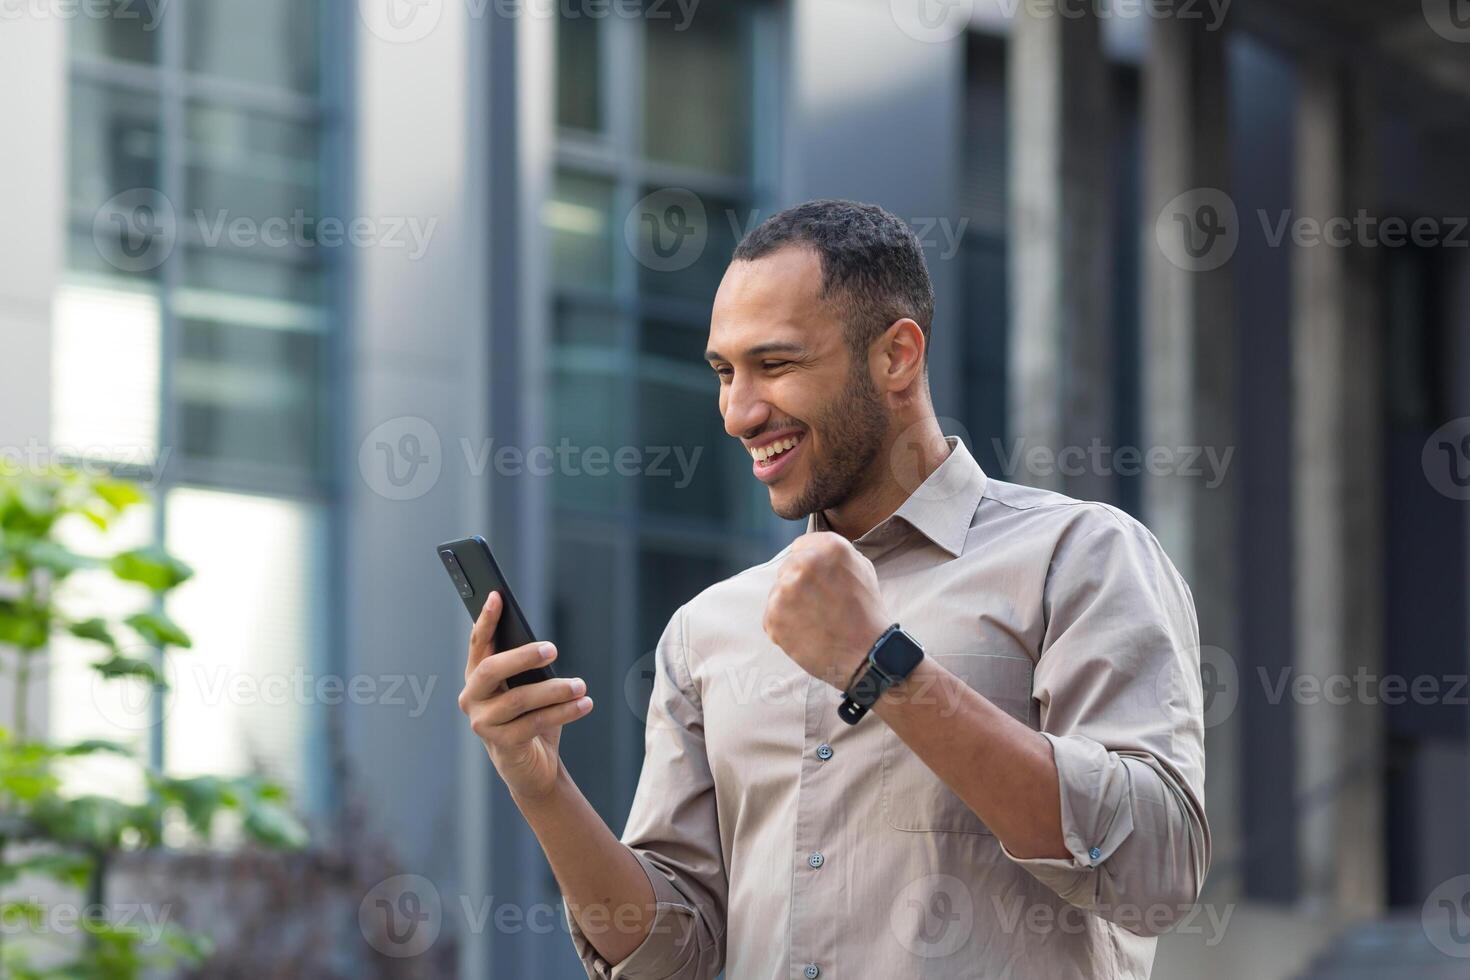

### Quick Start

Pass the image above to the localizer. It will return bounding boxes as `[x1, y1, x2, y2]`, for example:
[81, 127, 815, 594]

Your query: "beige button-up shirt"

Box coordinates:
[566, 436, 1210, 979]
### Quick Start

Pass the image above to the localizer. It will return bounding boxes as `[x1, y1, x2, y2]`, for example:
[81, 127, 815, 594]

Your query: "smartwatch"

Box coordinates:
[837, 624, 925, 725]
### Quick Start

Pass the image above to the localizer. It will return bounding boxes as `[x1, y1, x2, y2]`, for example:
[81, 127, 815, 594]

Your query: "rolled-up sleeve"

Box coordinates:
[565, 605, 728, 978]
[1000, 506, 1211, 937]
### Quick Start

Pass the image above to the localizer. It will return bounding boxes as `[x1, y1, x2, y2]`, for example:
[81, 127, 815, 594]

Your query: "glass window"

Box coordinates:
[547, 171, 616, 292]
[636, 362, 751, 526]
[185, 103, 321, 231]
[164, 489, 328, 810]
[635, 188, 743, 304]
[185, 0, 321, 95]
[71, 8, 164, 65]
[68, 81, 162, 214]
[557, 10, 602, 132]
[548, 534, 620, 822]
[51, 279, 162, 467]
[549, 356, 633, 514]
[174, 317, 325, 477]
[643, 5, 750, 176]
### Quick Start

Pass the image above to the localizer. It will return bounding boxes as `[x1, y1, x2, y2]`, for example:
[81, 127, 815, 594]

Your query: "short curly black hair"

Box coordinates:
[730, 199, 935, 361]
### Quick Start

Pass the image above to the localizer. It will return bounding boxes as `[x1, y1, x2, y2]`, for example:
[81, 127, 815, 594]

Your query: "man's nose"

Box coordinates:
[722, 374, 768, 440]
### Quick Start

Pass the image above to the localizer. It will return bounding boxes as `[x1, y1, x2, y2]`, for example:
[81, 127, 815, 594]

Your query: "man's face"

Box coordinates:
[706, 247, 890, 520]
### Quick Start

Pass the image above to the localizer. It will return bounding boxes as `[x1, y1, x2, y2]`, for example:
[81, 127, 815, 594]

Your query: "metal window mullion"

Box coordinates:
[148, 0, 188, 773]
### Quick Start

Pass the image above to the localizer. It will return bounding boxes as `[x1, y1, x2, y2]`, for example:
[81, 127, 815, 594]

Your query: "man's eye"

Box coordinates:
[761, 360, 791, 371]
[713, 366, 733, 381]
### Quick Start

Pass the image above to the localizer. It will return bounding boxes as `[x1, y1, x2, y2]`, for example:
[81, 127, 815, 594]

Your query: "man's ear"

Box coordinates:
[872, 317, 927, 393]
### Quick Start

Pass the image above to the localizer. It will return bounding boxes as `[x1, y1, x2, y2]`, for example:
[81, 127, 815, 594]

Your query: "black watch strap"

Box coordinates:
[837, 624, 923, 725]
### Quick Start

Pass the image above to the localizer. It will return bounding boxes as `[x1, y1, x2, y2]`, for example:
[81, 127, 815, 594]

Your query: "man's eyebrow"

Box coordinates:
[704, 342, 809, 362]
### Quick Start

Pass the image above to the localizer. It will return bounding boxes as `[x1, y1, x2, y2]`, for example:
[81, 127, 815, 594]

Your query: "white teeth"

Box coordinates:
[751, 437, 799, 463]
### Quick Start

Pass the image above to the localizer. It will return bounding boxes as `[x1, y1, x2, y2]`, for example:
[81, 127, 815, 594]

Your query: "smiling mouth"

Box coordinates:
[749, 433, 804, 466]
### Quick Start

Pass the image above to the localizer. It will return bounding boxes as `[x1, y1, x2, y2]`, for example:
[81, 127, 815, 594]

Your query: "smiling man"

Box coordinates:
[458, 200, 1210, 978]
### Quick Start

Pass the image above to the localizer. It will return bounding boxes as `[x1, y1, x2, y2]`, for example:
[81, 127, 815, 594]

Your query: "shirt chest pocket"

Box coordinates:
[880, 652, 1039, 835]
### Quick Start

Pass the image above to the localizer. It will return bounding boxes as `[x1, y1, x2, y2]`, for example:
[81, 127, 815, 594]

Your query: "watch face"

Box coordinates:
[874, 630, 924, 679]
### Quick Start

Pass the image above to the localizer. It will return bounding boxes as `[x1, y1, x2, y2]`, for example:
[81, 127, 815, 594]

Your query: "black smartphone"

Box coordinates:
[437, 536, 557, 688]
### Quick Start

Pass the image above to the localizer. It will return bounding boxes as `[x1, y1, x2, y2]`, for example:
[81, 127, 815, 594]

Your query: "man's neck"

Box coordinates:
[818, 418, 952, 540]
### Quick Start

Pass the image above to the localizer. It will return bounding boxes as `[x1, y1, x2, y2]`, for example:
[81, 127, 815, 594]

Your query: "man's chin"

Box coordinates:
[767, 487, 811, 523]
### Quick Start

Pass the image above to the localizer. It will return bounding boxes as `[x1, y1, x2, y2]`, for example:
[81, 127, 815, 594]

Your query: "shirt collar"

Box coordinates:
[804, 435, 988, 558]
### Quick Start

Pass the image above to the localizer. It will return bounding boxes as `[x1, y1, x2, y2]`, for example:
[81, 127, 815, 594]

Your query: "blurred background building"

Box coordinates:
[1, 0, 1468, 976]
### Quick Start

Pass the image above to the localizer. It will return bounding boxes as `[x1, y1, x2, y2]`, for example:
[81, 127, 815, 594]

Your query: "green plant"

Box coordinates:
[0, 465, 308, 978]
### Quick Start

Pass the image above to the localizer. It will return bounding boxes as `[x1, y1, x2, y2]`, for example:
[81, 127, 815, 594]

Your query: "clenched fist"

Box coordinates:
[763, 532, 892, 690]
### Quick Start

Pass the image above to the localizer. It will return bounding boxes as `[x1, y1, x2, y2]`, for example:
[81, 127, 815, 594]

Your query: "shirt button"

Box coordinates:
[804, 965, 821, 979]
[1088, 846, 1102, 862]
[807, 851, 825, 869]
[816, 743, 833, 761]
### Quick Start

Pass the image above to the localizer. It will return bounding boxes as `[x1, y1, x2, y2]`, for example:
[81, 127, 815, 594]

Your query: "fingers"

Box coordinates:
[466, 591, 503, 679]
[462, 679, 594, 748]
[471, 674, 587, 729]
[462, 640, 558, 703]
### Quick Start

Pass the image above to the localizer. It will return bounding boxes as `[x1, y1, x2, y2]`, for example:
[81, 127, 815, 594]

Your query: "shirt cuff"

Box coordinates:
[998, 732, 1136, 899]
[564, 848, 708, 980]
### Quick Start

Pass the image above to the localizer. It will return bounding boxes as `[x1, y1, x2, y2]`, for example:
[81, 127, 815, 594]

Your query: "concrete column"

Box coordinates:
[1291, 59, 1384, 917]
[1140, 14, 1241, 893]
[0, 10, 65, 752]
[1007, 0, 1113, 500]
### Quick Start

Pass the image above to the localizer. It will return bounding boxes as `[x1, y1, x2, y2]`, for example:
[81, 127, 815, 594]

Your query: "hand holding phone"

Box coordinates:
[441, 537, 593, 801]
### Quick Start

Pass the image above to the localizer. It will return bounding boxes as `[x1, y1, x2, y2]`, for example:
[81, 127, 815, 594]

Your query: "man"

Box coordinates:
[458, 200, 1209, 978]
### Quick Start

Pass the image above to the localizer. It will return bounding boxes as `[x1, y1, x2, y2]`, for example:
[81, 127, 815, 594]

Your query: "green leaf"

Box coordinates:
[92, 479, 146, 513]
[243, 798, 309, 850]
[124, 610, 191, 649]
[156, 775, 233, 836]
[34, 795, 136, 849]
[0, 599, 48, 650]
[67, 617, 118, 650]
[92, 655, 166, 687]
[60, 738, 133, 758]
[110, 546, 194, 593]
[0, 851, 95, 889]
[19, 539, 95, 577]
